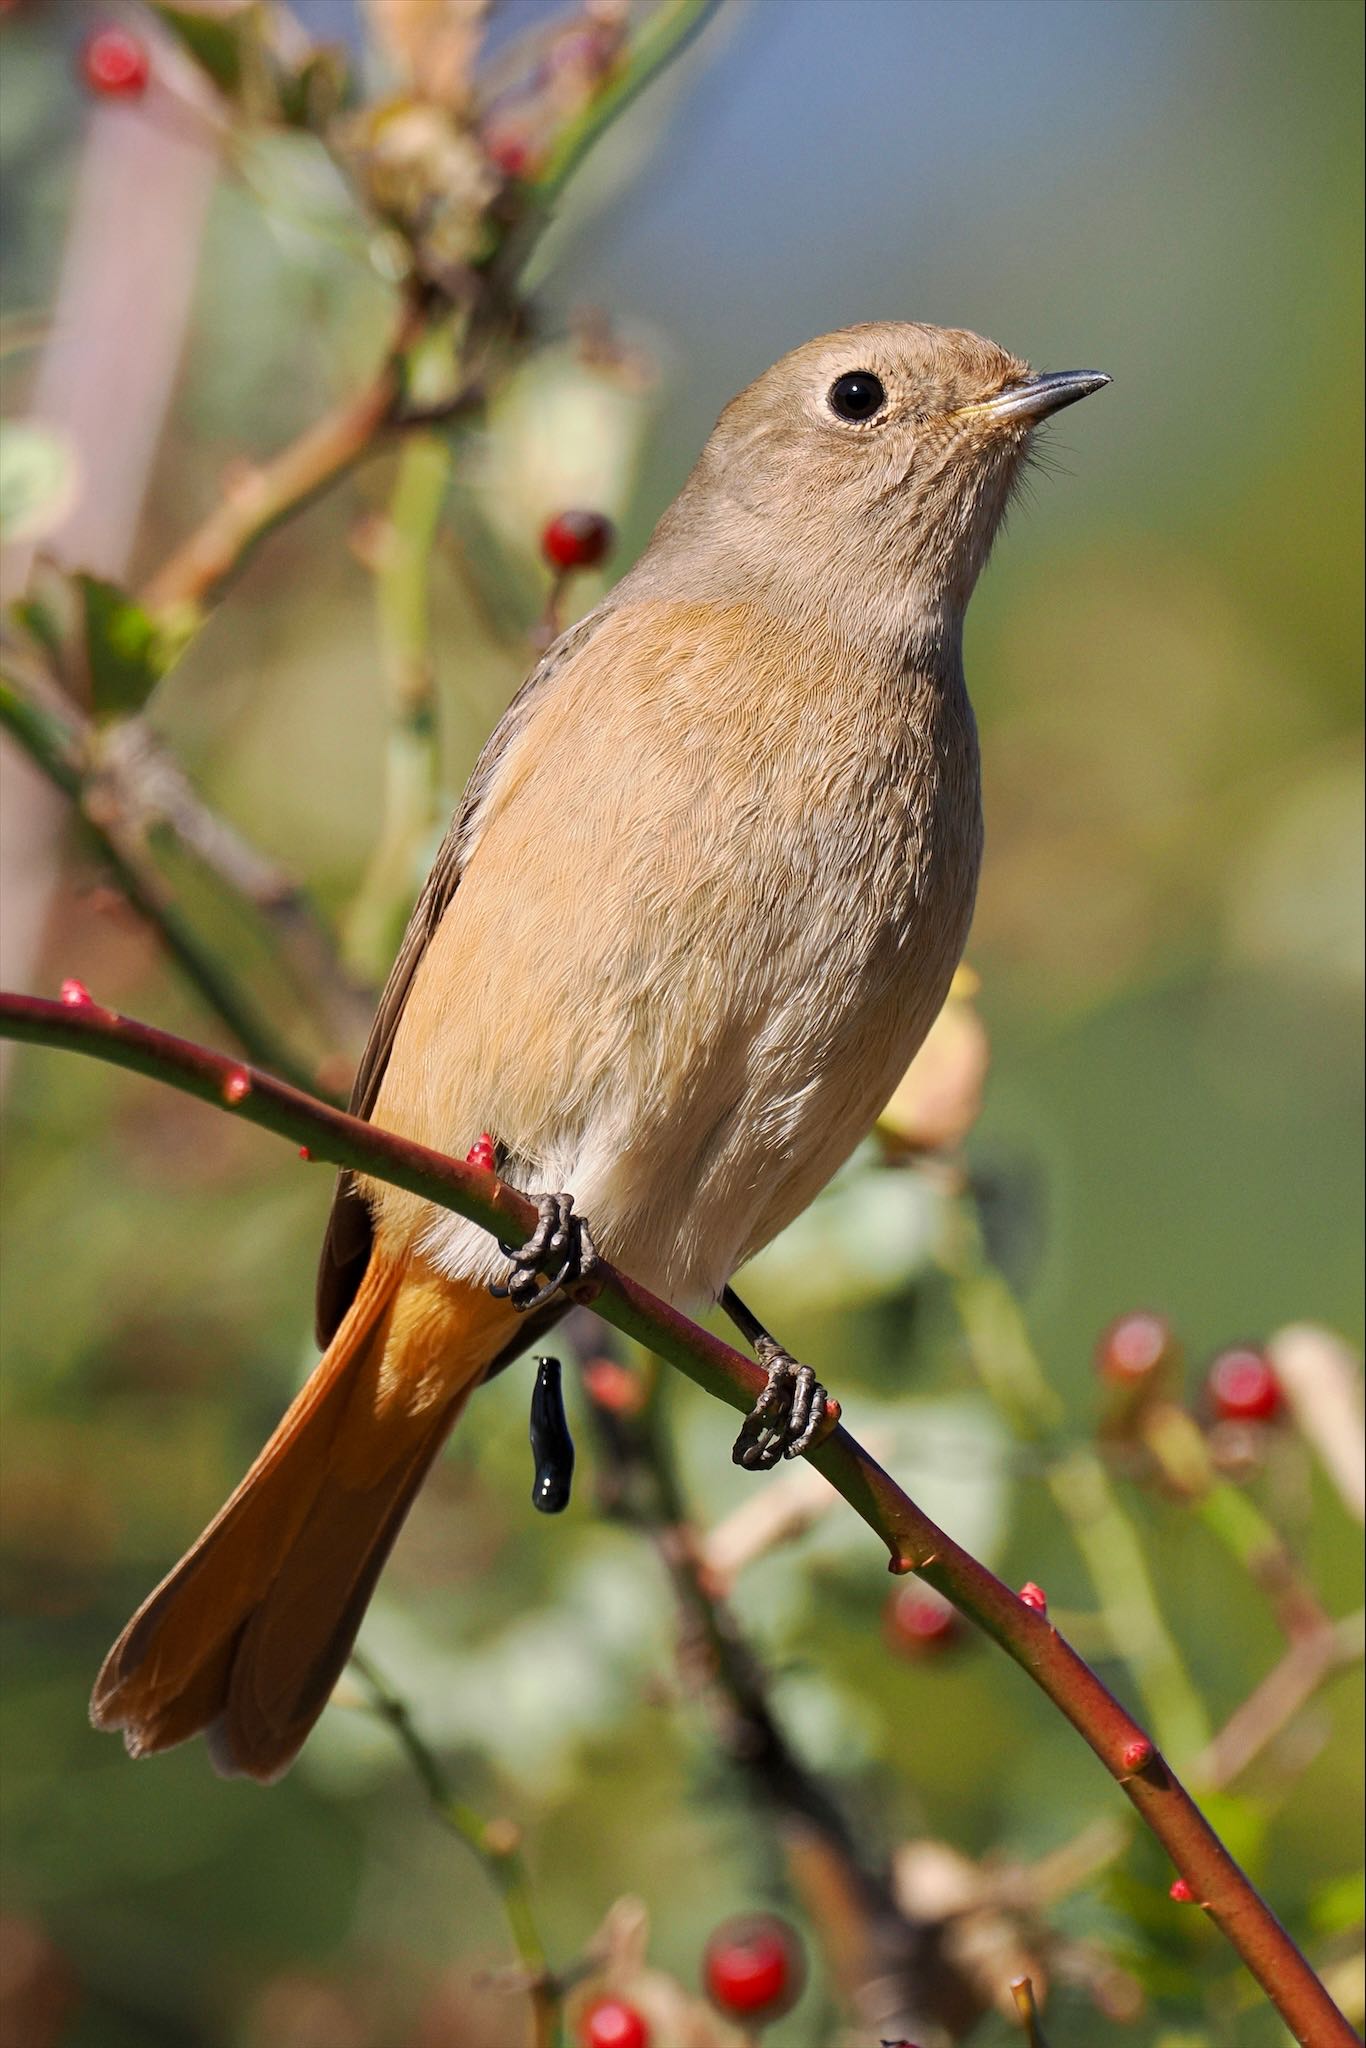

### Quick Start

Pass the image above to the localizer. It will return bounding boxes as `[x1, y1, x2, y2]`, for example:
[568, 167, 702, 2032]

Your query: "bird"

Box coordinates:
[90, 322, 1108, 1781]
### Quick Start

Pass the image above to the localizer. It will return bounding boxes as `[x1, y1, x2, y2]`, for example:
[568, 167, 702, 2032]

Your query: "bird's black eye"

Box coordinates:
[828, 370, 887, 422]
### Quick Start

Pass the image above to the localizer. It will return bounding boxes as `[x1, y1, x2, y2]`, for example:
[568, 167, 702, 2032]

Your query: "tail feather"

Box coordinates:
[92, 1256, 514, 1782]
[209, 1408, 456, 1782]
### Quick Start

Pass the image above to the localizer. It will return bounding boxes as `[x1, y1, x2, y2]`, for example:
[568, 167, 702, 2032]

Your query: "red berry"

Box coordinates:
[81, 26, 150, 97]
[1169, 1877, 1196, 1903]
[581, 1357, 646, 1416]
[581, 2000, 650, 2048]
[59, 978, 93, 1007]
[703, 1915, 804, 2021]
[1018, 1581, 1048, 1615]
[885, 1585, 959, 1656]
[464, 1132, 497, 1172]
[1096, 1311, 1173, 1384]
[541, 510, 614, 573]
[483, 120, 537, 180]
[1208, 1347, 1283, 1424]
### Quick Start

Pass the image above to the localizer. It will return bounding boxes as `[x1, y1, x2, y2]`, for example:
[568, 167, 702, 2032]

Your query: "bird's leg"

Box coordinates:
[722, 1285, 833, 1470]
[490, 1192, 599, 1314]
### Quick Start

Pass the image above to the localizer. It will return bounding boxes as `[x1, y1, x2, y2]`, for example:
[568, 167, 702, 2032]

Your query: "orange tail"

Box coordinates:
[91, 1256, 516, 1783]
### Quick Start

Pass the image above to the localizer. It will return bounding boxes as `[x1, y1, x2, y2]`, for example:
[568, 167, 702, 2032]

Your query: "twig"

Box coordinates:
[0, 685, 325, 1093]
[1, 654, 369, 1052]
[0, 992, 1354, 2048]
[140, 295, 430, 616]
[138, 0, 728, 623]
[573, 1327, 957, 2045]
[1011, 1975, 1050, 2047]
[96, 715, 371, 1039]
[698, 1453, 841, 1589]
[349, 1648, 561, 2048]
[1195, 1609, 1365, 1793]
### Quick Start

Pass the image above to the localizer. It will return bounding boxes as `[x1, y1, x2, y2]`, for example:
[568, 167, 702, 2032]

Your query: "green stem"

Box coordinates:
[344, 433, 451, 982]
[1142, 1401, 1328, 1640]
[950, 1230, 1212, 1763]
[349, 1648, 560, 2048]
[531, 0, 727, 212]
[0, 992, 1353, 2048]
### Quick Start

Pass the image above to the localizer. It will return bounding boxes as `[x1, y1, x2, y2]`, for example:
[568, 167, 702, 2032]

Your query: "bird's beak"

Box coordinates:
[969, 369, 1112, 424]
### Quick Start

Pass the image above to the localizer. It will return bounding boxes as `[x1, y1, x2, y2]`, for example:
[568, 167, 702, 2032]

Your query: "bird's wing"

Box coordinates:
[315, 608, 609, 1343]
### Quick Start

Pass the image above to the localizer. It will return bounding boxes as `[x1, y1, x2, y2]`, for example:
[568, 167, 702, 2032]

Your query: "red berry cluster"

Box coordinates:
[81, 25, 150, 97]
[580, 1915, 804, 2038]
[1095, 1311, 1287, 1437]
[541, 509, 614, 573]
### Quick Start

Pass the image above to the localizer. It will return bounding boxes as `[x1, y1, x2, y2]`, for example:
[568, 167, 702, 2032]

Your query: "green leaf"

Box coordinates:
[1310, 1868, 1366, 1936]
[274, 45, 356, 130]
[9, 556, 76, 670]
[10, 596, 65, 670]
[149, 3, 246, 94]
[77, 575, 169, 721]
[0, 423, 75, 544]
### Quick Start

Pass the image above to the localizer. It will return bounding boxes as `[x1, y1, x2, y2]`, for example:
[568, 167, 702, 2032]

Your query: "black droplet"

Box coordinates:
[529, 1356, 574, 1514]
[828, 370, 886, 422]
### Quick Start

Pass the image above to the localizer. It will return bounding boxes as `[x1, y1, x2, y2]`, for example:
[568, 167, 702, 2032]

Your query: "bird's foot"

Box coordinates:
[731, 1337, 832, 1470]
[490, 1192, 599, 1314]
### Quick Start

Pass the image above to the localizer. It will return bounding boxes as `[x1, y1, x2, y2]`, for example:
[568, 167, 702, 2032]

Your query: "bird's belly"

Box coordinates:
[649, 889, 971, 1299]
[504, 859, 969, 1305]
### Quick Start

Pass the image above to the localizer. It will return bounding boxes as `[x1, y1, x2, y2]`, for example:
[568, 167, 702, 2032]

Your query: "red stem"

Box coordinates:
[0, 990, 1354, 2048]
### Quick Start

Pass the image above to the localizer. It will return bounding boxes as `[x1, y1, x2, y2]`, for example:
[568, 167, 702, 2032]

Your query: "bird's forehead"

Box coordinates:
[763, 322, 1028, 406]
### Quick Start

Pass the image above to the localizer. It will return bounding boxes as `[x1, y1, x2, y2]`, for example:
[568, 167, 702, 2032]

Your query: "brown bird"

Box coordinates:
[91, 323, 1108, 1780]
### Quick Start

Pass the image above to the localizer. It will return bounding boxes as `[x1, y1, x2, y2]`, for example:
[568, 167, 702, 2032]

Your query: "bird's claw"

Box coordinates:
[490, 1192, 599, 1314]
[731, 1338, 830, 1470]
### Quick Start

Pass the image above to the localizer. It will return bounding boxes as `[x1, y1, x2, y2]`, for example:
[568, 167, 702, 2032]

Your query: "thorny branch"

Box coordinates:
[0, 989, 1354, 2048]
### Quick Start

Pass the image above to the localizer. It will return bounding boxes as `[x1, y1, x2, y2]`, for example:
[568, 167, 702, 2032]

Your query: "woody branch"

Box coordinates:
[0, 989, 1352, 2048]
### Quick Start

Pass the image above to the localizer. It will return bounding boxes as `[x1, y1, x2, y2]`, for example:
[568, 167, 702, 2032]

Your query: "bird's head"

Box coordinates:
[677, 321, 1109, 659]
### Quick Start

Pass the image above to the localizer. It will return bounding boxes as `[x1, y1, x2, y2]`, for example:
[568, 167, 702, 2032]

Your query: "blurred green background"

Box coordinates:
[0, 2, 1361, 2044]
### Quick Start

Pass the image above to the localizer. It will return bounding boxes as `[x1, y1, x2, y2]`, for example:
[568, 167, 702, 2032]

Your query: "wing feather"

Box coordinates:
[314, 609, 608, 1342]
